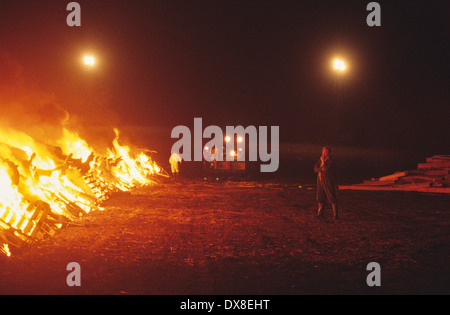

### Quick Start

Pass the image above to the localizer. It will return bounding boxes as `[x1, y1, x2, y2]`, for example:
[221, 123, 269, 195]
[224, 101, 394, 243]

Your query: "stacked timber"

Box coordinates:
[339, 155, 450, 193]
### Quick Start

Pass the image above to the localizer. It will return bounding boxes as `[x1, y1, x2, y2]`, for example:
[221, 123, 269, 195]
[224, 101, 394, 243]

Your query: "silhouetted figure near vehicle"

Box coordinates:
[314, 146, 339, 220]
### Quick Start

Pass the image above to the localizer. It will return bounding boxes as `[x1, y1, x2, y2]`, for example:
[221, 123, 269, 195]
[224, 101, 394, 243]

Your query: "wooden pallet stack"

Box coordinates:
[339, 155, 450, 193]
[0, 200, 66, 254]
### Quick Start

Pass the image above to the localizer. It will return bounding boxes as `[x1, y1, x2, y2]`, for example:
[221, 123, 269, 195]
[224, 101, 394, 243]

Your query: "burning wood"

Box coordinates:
[0, 127, 164, 257]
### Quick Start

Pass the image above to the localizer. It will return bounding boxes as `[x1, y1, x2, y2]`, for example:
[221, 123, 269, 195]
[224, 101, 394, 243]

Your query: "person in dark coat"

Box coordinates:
[314, 146, 339, 220]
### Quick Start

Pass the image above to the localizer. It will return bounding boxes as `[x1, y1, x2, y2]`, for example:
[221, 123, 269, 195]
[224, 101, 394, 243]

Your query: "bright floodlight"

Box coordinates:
[84, 56, 95, 66]
[333, 59, 346, 71]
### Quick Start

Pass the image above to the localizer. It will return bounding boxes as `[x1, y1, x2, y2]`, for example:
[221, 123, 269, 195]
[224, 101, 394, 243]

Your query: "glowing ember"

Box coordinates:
[1, 244, 11, 257]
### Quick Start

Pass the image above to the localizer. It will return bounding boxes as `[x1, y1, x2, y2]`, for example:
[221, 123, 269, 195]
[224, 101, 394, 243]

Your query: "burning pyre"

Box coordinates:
[0, 126, 164, 257]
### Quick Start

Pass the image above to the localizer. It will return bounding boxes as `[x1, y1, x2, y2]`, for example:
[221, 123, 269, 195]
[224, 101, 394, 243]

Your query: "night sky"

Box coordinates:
[0, 0, 448, 152]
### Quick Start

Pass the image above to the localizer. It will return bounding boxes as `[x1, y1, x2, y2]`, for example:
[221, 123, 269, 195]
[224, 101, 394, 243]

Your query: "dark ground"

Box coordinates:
[0, 173, 449, 295]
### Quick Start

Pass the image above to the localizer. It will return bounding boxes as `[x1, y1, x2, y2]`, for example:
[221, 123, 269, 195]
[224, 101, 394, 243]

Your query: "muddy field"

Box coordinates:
[1, 175, 449, 295]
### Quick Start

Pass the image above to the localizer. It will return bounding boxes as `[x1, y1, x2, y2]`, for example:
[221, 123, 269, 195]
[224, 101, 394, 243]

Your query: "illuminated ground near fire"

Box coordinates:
[0, 178, 449, 295]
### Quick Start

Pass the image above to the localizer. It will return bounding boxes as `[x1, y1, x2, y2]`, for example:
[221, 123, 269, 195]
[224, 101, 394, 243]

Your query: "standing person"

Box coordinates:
[169, 151, 182, 178]
[314, 146, 339, 220]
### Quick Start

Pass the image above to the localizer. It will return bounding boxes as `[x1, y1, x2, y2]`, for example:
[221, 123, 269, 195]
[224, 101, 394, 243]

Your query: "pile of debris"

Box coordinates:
[339, 155, 450, 194]
[0, 128, 166, 257]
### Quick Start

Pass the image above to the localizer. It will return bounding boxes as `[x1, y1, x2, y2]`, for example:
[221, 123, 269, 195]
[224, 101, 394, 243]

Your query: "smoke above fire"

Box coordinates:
[0, 52, 69, 140]
[0, 52, 165, 257]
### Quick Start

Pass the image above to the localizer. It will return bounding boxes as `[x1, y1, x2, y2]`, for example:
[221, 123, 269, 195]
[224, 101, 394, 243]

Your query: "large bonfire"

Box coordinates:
[0, 52, 167, 257]
[0, 125, 163, 257]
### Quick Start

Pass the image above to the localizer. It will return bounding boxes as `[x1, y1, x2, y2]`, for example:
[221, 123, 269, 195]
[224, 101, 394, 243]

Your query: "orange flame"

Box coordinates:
[0, 126, 163, 256]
